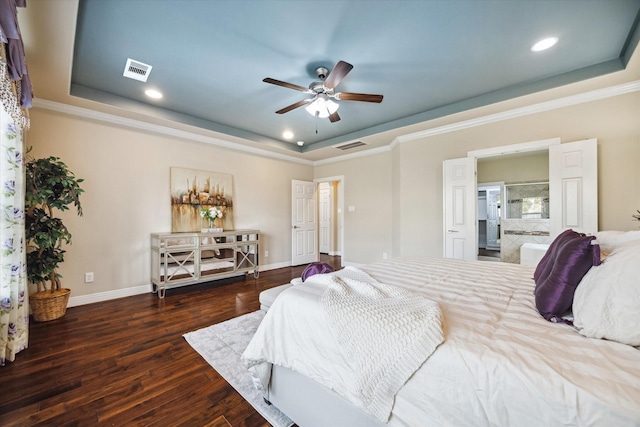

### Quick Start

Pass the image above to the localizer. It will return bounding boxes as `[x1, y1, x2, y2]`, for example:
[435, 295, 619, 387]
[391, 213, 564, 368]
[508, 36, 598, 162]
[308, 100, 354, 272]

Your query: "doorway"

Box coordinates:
[315, 176, 344, 263]
[477, 183, 502, 262]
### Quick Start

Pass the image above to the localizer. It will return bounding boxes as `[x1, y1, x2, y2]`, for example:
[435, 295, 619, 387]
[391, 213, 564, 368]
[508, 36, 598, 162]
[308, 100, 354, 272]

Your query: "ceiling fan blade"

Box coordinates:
[336, 92, 383, 103]
[323, 60, 353, 90]
[329, 111, 341, 123]
[263, 77, 311, 93]
[275, 98, 313, 114]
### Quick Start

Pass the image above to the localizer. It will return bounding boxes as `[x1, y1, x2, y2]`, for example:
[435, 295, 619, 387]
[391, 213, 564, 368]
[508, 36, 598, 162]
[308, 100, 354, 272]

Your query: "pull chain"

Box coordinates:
[315, 111, 319, 134]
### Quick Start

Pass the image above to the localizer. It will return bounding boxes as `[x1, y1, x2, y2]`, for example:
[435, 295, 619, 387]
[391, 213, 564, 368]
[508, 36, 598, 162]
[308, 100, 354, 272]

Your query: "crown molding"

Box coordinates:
[388, 80, 640, 149]
[32, 79, 639, 168]
[32, 99, 314, 166]
[313, 145, 391, 166]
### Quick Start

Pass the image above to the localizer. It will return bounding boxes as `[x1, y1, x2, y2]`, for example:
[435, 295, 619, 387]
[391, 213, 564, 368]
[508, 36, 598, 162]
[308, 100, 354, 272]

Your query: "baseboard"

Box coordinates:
[68, 284, 153, 307]
[328, 251, 342, 256]
[261, 261, 291, 270]
[67, 263, 292, 307]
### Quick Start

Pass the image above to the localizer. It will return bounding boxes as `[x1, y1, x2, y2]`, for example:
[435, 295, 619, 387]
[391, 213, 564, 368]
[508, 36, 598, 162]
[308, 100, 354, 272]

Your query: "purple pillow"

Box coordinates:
[533, 229, 581, 285]
[301, 262, 335, 282]
[535, 234, 600, 322]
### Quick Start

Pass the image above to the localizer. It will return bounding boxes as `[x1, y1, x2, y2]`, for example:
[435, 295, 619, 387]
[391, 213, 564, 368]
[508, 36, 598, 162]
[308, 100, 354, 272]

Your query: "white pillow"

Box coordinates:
[573, 242, 640, 346]
[595, 230, 640, 250]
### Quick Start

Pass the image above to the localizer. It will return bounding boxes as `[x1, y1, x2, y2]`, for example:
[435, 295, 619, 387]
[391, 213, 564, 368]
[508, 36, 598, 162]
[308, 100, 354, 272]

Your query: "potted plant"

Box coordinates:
[25, 153, 84, 322]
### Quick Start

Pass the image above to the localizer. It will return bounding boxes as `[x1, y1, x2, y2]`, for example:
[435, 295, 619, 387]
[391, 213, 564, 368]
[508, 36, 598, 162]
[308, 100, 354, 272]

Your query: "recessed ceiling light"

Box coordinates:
[282, 131, 294, 140]
[531, 37, 558, 52]
[297, 141, 304, 146]
[145, 89, 163, 99]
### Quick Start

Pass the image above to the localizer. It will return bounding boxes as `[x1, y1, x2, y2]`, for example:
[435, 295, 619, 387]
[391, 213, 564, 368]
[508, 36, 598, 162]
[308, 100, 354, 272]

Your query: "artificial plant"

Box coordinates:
[25, 153, 84, 293]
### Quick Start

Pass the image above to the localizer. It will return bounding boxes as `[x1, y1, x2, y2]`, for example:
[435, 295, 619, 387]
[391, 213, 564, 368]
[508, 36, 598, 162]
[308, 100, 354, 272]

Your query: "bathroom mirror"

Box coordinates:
[505, 182, 549, 219]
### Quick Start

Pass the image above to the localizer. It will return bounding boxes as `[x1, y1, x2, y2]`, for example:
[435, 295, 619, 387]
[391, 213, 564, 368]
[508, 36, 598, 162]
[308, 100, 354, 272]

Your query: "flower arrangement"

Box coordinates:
[200, 206, 224, 228]
[633, 210, 640, 222]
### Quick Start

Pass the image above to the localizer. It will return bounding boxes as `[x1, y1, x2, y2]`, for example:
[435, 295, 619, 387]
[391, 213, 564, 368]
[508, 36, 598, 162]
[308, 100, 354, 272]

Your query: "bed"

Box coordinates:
[242, 232, 640, 427]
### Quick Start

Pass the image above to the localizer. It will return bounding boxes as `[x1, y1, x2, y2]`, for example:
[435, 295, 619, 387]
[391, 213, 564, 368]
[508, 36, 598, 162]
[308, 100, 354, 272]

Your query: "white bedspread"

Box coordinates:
[243, 257, 640, 426]
[319, 267, 443, 421]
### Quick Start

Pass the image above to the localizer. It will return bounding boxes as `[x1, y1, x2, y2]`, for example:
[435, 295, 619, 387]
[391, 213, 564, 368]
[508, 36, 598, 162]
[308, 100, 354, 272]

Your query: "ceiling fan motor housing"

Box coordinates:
[315, 66, 329, 80]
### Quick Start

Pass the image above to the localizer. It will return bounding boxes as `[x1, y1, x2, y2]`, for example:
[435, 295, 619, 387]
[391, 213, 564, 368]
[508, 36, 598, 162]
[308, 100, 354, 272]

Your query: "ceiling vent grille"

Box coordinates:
[334, 141, 368, 150]
[123, 58, 152, 82]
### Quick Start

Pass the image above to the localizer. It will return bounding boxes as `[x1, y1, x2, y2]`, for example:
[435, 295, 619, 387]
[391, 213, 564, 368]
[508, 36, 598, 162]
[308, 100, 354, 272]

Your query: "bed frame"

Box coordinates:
[268, 364, 385, 427]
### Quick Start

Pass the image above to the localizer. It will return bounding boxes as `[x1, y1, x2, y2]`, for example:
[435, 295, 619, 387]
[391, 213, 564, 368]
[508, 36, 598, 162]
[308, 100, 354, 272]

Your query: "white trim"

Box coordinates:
[313, 145, 391, 166]
[395, 81, 640, 145]
[32, 99, 314, 166]
[468, 137, 561, 158]
[68, 284, 153, 307]
[67, 261, 291, 307]
[32, 81, 640, 167]
[261, 261, 292, 271]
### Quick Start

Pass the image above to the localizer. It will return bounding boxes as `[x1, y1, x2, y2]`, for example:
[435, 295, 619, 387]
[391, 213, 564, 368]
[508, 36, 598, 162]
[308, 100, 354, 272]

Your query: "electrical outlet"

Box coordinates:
[383, 252, 388, 260]
[84, 272, 94, 283]
[264, 250, 269, 258]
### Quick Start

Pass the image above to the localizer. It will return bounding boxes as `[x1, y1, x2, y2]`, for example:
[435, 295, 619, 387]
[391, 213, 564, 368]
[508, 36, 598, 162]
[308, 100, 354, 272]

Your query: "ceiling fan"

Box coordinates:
[263, 60, 383, 123]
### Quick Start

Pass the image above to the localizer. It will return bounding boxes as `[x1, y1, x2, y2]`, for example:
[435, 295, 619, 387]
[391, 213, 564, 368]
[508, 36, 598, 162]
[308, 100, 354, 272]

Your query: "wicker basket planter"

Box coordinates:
[30, 289, 71, 322]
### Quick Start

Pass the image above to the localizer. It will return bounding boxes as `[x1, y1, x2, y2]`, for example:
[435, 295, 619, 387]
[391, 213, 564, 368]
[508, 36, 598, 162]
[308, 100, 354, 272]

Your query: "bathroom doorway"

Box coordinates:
[477, 183, 502, 261]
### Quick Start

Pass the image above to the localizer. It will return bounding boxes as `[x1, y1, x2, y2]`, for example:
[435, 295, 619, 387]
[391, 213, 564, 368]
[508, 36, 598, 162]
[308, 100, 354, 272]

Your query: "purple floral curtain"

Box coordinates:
[0, 0, 30, 365]
[0, 0, 31, 129]
[0, 106, 27, 365]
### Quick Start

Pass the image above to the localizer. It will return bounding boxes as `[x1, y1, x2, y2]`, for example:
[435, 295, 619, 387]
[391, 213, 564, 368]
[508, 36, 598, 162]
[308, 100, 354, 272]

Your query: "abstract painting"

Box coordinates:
[170, 167, 234, 232]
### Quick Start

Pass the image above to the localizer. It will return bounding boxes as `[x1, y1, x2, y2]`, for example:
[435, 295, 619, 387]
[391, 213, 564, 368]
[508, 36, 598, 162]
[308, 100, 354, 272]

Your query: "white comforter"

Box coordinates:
[243, 257, 640, 426]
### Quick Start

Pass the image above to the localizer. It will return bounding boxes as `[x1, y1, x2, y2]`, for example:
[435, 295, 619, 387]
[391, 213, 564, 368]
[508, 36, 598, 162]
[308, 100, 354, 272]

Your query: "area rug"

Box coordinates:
[183, 311, 294, 427]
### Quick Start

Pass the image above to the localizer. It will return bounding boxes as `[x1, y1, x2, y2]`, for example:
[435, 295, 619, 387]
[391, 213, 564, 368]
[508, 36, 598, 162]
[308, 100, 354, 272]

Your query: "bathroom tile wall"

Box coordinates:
[501, 219, 552, 263]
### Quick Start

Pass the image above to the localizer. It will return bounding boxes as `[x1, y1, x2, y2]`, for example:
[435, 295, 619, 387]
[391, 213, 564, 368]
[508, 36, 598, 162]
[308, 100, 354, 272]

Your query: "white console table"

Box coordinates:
[151, 230, 259, 298]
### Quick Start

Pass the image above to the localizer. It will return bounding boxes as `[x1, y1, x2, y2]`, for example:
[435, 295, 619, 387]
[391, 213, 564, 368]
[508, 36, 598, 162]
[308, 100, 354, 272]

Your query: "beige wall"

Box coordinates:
[26, 109, 313, 298]
[327, 91, 639, 261]
[24, 88, 640, 299]
[477, 151, 549, 184]
[314, 152, 393, 264]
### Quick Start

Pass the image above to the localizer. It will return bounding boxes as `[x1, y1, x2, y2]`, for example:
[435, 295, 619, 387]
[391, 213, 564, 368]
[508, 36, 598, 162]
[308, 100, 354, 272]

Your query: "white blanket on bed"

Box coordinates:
[243, 267, 443, 422]
[317, 268, 443, 421]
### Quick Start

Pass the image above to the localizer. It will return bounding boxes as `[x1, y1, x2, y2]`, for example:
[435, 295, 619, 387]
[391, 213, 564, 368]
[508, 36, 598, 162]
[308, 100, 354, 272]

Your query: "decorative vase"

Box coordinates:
[201, 219, 223, 233]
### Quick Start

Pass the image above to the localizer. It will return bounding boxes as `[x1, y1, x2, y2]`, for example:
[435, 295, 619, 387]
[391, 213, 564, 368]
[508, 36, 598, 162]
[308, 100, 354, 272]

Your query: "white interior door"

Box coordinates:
[549, 138, 598, 237]
[443, 157, 477, 259]
[291, 180, 319, 266]
[319, 183, 332, 254]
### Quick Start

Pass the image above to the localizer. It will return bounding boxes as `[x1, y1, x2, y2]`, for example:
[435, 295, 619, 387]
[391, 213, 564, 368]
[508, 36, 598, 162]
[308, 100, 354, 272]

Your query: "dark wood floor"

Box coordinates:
[1, 255, 342, 427]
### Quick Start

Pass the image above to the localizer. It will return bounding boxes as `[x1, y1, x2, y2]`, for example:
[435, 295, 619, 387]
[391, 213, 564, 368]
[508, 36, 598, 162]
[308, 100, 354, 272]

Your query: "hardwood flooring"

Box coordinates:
[1, 256, 342, 426]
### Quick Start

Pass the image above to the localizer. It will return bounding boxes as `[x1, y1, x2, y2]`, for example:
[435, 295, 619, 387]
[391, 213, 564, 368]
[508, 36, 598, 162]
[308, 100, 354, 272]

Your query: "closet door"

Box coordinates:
[549, 139, 598, 237]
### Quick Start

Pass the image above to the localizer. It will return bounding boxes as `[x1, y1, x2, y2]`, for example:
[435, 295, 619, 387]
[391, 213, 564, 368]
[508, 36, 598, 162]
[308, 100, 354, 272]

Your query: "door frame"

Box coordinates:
[314, 175, 345, 266]
[444, 137, 561, 259]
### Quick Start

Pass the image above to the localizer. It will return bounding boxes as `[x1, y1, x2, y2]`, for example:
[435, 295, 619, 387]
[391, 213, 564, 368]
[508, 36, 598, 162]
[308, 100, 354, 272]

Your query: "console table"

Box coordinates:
[151, 230, 259, 298]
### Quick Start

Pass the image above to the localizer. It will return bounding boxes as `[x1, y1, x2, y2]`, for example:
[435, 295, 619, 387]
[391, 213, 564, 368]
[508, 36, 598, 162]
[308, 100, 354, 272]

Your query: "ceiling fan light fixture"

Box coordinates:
[305, 95, 339, 118]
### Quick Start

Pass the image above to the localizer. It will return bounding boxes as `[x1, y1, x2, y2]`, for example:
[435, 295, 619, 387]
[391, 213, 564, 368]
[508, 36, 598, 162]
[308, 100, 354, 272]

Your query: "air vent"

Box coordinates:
[334, 141, 368, 151]
[123, 58, 152, 82]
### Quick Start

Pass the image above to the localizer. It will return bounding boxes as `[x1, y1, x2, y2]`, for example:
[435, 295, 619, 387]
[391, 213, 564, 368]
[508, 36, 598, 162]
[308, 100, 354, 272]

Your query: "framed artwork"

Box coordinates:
[170, 167, 235, 232]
